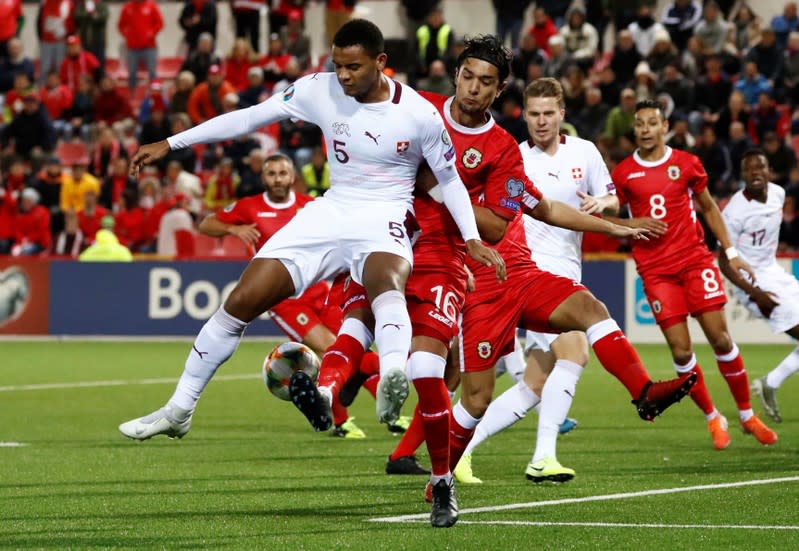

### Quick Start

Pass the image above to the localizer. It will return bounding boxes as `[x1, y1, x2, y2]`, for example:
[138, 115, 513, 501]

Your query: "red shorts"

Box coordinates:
[406, 269, 466, 345]
[328, 273, 369, 316]
[270, 281, 343, 340]
[460, 267, 585, 373]
[641, 262, 727, 329]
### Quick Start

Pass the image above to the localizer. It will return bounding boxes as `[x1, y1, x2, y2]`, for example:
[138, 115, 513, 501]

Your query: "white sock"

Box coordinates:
[464, 381, 540, 455]
[371, 290, 412, 377]
[169, 308, 247, 411]
[532, 359, 583, 463]
[495, 336, 526, 382]
[767, 346, 799, 388]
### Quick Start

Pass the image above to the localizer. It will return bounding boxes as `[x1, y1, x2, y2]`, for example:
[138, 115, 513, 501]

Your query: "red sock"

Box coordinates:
[363, 374, 379, 399]
[449, 403, 478, 473]
[358, 352, 380, 376]
[390, 404, 426, 461]
[414, 377, 451, 476]
[716, 346, 751, 410]
[591, 329, 649, 399]
[686, 364, 715, 415]
[317, 334, 365, 398]
[331, 399, 348, 426]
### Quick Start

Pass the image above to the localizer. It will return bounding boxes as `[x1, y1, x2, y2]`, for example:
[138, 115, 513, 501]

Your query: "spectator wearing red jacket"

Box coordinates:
[225, 38, 260, 92]
[37, 0, 75, 83]
[114, 188, 147, 250]
[93, 75, 133, 127]
[12, 187, 51, 255]
[0, 0, 23, 60]
[117, 0, 163, 91]
[0, 184, 17, 254]
[77, 188, 108, 242]
[59, 35, 99, 94]
[187, 64, 235, 124]
[528, 6, 557, 55]
[40, 71, 73, 136]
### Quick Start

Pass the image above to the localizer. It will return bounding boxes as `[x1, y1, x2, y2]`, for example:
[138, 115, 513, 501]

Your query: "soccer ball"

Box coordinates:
[262, 341, 320, 401]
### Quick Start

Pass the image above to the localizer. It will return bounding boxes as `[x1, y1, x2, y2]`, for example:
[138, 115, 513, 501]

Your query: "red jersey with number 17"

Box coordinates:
[612, 146, 713, 275]
[418, 91, 543, 280]
[215, 191, 314, 250]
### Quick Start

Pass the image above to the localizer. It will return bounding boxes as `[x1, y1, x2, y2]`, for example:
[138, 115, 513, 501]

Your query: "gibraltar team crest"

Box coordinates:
[667, 165, 681, 180]
[477, 341, 492, 359]
[462, 147, 483, 169]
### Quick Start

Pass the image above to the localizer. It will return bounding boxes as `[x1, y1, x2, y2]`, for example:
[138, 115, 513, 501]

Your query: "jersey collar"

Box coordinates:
[443, 96, 495, 135]
[633, 146, 673, 167]
[262, 190, 296, 209]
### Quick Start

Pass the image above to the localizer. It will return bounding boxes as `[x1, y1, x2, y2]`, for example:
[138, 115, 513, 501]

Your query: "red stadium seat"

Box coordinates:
[156, 57, 184, 81]
[56, 142, 89, 166]
[174, 229, 196, 258]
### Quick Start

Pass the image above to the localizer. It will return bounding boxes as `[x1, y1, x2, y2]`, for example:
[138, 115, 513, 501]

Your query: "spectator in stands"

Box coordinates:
[727, 120, 752, 182]
[695, 55, 732, 127]
[414, 6, 454, 82]
[280, 9, 311, 70]
[715, 89, 750, 141]
[168, 71, 195, 115]
[63, 72, 94, 140]
[40, 70, 73, 137]
[781, 32, 799, 105]
[204, 157, 239, 212]
[325, 0, 355, 47]
[118, 0, 163, 92]
[231, 0, 263, 52]
[734, 60, 773, 105]
[610, 30, 641, 86]
[772, 2, 799, 50]
[751, 92, 788, 144]
[187, 64, 235, 125]
[695, 124, 732, 197]
[181, 32, 222, 84]
[51, 207, 86, 257]
[2, 72, 34, 123]
[236, 148, 265, 198]
[680, 35, 703, 80]
[224, 38, 259, 92]
[0, 38, 35, 94]
[632, 60, 656, 100]
[511, 33, 547, 81]
[163, 159, 202, 215]
[1, 92, 56, 161]
[60, 157, 99, 213]
[162, 114, 196, 172]
[537, 0, 569, 28]
[628, 6, 667, 59]
[729, 3, 762, 55]
[561, 64, 588, 114]
[558, 4, 598, 72]
[604, 87, 636, 143]
[747, 28, 783, 86]
[179, 0, 217, 53]
[763, 131, 797, 187]
[138, 79, 168, 124]
[3, 156, 29, 195]
[646, 28, 680, 77]
[657, 63, 694, 120]
[73, 0, 108, 71]
[113, 188, 145, 250]
[297, 146, 327, 198]
[574, 86, 609, 141]
[662, 0, 703, 51]
[33, 156, 64, 221]
[416, 59, 454, 96]
[157, 193, 194, 256]
[260, 33, 293, 87]
[595, 65, 620, 108]
[10, 187, 50, 256]
[528, 6, 557, 56]
[101, 157, 136, 211]
[93, 75, 134, 128]
[0, 183, 14, 254]
[79, 216, 133, 261]
[272, 57, 301, 95]
[694, 1, 730, 55]
[238, 66, 268, 108]
[492, 0, 530, 50]
[780, 193, 799, 250]
[607, 0, 656, 35]
[543, 35, 570, 78]
[278, 113, 322, 170]
[59, 35, 99, 95]
[77, 188, 107, 241]
[139, 94, 170, 146]
[37, 0, 75, 84]
[0, 0, 22, 60]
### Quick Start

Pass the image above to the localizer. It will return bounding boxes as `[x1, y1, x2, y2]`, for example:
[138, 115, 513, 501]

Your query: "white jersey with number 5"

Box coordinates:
[722, 183, 799, 333]
[168, 72, 459, 209]
[518, 134, 615, 281]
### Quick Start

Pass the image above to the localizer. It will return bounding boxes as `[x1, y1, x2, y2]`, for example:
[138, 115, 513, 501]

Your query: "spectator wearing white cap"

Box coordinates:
[543, 34, 570, 79]
[11, 188, 51, 256]
[558, 4, 598, 71]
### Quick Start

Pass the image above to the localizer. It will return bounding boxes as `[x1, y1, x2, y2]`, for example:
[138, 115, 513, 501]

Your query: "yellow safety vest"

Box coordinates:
[417, 24, 452, 60]
[301, 163, 330, 197]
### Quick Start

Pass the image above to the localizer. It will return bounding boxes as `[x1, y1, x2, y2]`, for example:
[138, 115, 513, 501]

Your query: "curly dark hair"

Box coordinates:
[332, 19, 384, 58]
[456, 34, 512, 82]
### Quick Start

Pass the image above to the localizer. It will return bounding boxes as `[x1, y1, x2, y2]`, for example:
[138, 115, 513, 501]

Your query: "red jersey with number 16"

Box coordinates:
[418, 91, 543, 281]
[215, 191, 314, 250]
[612, 146, 713, 276]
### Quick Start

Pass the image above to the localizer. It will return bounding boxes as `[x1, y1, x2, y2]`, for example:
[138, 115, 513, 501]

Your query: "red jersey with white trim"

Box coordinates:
[419, 92, 543, 281]
[215, 191, 313, 250]
[612, 147, 712, 275]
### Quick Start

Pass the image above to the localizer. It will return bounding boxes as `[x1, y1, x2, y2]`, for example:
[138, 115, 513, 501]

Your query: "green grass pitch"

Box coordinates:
[1, 340, 798, 549]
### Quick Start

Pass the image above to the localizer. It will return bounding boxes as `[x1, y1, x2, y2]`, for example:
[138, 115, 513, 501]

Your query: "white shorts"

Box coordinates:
[524, 329, 558, 353]
[255, 198, 416, 295]
[733, 264, 799, 334]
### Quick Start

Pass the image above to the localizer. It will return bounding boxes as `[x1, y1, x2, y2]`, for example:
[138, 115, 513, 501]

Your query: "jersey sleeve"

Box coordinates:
[687, 153, 709, 195]
[585, 143, 615, 197]
[419, 105, 460, 186]
[721, 198, 744, 243]
[485, 138, 540, 220]
[168, 73, 322, 149]
[215, 199, 250, 225]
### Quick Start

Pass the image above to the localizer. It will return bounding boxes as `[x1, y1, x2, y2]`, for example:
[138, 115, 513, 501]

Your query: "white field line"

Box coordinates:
[0, 373, 260, 392]
[453, 521, 799, 530]
[370, 476, 799, 523]
[0, 442, 28, 447]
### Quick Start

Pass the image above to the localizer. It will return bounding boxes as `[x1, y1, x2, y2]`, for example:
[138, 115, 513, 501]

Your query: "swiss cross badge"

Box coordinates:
[396, 141, 410, 153]
[571, 167, 583, 180]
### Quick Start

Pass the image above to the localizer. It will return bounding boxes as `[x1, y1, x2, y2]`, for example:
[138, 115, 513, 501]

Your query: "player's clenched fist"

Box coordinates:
[466, 239, 506, 281]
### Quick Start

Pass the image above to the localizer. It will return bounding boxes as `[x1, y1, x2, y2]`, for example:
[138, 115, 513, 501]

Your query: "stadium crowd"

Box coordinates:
[2, 0, 799, 258]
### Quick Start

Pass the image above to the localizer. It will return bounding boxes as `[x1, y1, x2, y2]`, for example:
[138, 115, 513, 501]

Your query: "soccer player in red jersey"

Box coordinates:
[611, 99, 777, 448]
[199, 153, 382, 438]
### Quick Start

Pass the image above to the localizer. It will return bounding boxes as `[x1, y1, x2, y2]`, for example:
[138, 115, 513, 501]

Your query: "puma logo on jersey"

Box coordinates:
[365, 131, 380, 145]
[627, 171, 646, 180]
[547, 172, 560, 180]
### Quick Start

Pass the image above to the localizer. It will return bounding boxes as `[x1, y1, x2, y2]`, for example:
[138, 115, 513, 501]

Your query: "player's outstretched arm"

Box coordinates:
[718, 252, 779, 318]
[198, 214, 261, 247]
[472, 204, 508, 244]
[695, 189, 756, 282]
[577, 191, 620, 216]
[528, 197, 651, 240]
[604, 215, 668, 237]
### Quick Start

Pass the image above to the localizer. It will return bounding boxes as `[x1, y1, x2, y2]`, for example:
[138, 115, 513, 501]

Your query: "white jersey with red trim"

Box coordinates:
[519, 134, 615, 281]
[722, 183, 784, 271]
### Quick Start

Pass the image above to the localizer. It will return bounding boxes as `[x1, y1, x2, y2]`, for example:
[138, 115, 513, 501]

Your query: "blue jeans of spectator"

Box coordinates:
[127, 47, 157, 90]
[39, 41, 66, 83]
[496, 17, 523, 50]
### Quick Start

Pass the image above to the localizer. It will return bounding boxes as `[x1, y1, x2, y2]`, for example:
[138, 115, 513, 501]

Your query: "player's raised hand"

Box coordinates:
[751, 287, 779, 318]
[230, 224, 261, 247]
[466, 239, 506, 281]
[130, 140, 171, 177]
[730, 256, 757, 284]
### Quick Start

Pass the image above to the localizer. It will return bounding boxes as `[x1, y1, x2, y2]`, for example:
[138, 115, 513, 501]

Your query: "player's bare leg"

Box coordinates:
[661, 319, 729, 449]
[448, 368, 496, 473]
[362, 251, 413, 424]
[696, 310, 777, 445]
[753, 325, 799, 423]
[547, 290, 696, 421]
[119, 259, 295, 440]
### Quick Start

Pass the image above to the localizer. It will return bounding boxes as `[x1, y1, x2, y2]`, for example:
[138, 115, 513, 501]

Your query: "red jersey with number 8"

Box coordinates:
[612, 147, 712, 275]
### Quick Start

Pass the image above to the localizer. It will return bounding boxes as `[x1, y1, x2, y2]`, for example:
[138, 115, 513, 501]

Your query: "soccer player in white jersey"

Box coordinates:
[455, 77, 620, 484]
[118, 19, 504, 440]
[720, 149, 799, 424]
